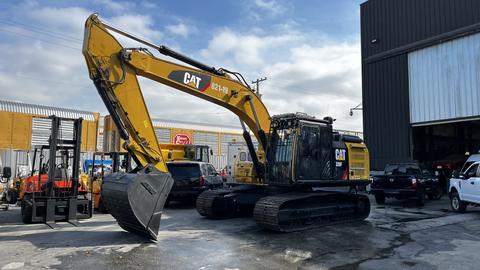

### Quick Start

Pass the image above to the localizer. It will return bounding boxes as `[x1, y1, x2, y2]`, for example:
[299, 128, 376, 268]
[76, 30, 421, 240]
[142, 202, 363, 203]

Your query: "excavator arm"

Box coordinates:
[82, 14, 271, 239]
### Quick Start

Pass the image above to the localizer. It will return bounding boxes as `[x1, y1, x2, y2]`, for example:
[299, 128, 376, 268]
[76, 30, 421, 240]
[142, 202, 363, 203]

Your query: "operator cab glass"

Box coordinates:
[267, 114, 333, 185]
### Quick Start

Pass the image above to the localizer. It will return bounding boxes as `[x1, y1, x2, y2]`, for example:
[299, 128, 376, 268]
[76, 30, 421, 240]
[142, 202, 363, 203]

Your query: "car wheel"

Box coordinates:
[428, 186, 443, 200]
[416, 189, 426, 206]
[21, 197, 33, 224]
[374, 194, 385, 205]
[450, 191, 467, 213]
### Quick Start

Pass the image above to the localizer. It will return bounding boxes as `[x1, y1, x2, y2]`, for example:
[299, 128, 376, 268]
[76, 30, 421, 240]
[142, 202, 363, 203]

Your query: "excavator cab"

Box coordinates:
[267, 113, 335, 186]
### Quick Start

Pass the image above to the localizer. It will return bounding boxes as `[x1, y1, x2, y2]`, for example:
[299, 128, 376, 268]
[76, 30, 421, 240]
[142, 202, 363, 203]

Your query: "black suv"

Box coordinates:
[370, 163, 442, 206]
[166, 161, 223, 205]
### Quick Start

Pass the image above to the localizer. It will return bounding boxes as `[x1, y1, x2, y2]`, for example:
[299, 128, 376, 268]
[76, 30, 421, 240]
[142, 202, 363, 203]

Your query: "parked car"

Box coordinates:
[449, 154, 480, 213]
[370, 162, 442, 206]
[166, 161, 223, 205]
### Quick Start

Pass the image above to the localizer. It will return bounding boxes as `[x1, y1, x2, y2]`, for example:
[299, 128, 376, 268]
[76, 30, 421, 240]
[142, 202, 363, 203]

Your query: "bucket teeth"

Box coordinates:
[101, 166, 173, 240]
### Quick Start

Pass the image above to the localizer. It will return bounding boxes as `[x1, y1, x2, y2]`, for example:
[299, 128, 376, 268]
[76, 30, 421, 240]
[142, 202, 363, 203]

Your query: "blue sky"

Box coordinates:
[0, 0, 365, 131]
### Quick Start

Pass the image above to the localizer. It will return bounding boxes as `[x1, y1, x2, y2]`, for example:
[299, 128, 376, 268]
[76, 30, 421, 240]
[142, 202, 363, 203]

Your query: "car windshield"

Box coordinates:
[385, 164, 421, 175]
[167, 163, 201, 178]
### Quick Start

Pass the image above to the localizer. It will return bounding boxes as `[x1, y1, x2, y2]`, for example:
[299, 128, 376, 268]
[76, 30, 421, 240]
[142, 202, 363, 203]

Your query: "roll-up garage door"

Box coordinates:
[408, 32, 480, 125]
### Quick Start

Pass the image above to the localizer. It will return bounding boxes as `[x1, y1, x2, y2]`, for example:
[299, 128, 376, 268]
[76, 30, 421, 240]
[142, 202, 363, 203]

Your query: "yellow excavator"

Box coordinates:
[82, 14, 370, 240]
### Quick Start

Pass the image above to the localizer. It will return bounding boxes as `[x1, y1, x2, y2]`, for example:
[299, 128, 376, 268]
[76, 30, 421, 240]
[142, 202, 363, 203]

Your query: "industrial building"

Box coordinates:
[0, 100, 99, 177]
[0, 99, 364, 172]
[361, 0, 480, 169]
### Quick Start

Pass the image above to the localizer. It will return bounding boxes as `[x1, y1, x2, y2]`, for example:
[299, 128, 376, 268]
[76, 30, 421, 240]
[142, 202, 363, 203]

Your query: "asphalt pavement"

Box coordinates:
[1, 195, 479, 270]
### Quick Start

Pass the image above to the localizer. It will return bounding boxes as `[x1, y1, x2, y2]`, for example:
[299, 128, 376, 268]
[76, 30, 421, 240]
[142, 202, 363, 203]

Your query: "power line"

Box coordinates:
[7, 74, 90, 89]
[0, 27, 80, 50]
[0, 18, 82, 43]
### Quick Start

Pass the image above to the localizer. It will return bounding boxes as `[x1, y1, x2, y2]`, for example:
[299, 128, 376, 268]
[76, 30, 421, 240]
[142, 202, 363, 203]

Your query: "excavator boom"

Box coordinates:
[82, 14, 271, 239]
[83, 15, 175, 240]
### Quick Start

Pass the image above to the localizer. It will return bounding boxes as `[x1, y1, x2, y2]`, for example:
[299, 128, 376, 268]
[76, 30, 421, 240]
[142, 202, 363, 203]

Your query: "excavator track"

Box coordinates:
[253, 192, 370, 232]
[196, 185, 266, 219]
[196, 189, 237, 218]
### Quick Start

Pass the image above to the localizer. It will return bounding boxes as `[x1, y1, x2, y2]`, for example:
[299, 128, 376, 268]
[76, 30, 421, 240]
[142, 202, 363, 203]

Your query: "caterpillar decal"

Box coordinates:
[168, 70, 211, 92]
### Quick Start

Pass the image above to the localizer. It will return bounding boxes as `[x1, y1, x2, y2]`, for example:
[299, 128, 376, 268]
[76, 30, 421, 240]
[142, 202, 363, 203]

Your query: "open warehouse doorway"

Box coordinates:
[411, 119, 480, 191]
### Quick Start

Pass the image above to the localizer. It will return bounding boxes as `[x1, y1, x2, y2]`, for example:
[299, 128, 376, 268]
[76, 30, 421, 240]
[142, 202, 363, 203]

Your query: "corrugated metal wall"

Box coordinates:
[408, 32, 480, 124]
[31, 118, 74, 146]
[361, 0, 480, 59]
[155, 128, 171, 144]
[362, 55, 412, 169]
[361, 0, 480, 169]
[193, 132, 219, 155]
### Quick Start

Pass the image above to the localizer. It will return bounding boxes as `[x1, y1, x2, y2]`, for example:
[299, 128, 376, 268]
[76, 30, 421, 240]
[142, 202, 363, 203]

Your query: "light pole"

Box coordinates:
[349, 103, 363, 116]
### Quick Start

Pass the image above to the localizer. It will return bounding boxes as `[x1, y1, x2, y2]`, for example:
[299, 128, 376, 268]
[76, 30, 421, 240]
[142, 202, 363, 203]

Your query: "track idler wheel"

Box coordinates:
[101, 165, 173, 240]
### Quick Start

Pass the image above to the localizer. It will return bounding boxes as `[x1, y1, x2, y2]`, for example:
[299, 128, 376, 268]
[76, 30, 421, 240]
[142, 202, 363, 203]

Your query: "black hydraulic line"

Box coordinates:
[102, 20, 225, 77]
[93, 78, 129, 141]
[246, 96, 268, 150]
[239, 119, 264, 179]
[158, 45, 224, 76]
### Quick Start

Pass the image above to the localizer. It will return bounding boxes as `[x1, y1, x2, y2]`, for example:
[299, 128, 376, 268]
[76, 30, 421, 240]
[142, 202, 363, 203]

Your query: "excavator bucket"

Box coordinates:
[101, 166, 173, 240]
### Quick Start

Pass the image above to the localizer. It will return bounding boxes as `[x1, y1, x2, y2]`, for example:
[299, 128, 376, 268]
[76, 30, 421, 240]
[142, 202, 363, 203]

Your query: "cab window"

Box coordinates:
[461, 162, 474, 174]
[207, 164, 217, 176]
[465, 163, 479, 178]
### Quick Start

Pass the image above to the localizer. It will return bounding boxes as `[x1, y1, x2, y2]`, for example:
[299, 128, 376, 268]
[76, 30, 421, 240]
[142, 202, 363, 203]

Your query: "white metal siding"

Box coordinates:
[193, 132, 219, 155]
[0, 99, 95, 120]
[31, 118, 74, 147]
[220, 134, 244, 156]
[155, 128, 171, 143]
[408, 32, 480, 124]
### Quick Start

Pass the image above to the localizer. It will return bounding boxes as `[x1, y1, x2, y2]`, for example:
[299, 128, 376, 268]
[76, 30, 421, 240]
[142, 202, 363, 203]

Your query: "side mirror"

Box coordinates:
[210, 149, 213, 155]
[452, 169, 459, 178]
[2, 167, 12, 179]
[459, 173, 468, 180]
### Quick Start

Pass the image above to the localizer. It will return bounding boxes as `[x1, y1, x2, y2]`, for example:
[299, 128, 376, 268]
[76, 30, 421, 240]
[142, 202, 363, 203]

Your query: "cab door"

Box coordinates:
[470, 164, 480, 203]
[461, 163, 479, 202]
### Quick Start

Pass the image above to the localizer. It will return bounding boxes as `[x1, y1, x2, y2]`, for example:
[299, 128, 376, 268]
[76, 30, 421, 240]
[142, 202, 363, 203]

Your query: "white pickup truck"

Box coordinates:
[449, 154, 480, 212]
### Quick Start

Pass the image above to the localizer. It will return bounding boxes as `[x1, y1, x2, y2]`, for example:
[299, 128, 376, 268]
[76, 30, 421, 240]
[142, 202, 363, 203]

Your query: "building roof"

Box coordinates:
[0, 99, 97, 121]
[152, 118, 244, 134]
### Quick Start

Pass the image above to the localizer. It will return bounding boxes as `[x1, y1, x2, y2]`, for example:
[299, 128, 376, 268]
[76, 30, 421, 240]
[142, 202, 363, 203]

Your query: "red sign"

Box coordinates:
[173, 134, 191, 145]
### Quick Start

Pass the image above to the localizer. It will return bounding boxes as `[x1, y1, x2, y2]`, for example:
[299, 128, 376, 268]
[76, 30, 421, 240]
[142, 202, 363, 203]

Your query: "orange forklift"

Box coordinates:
[20, 116, 92, 226]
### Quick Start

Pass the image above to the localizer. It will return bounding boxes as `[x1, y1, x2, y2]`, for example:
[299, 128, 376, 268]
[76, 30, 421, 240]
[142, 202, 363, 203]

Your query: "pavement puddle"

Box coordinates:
[378, 213, 479, 232]
[284, 248, 312, 264]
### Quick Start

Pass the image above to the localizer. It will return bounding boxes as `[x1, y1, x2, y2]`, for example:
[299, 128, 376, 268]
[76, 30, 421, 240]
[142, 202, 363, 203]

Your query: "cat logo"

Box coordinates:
[335, 149, 346, 161]
[168, 70, 211, 92]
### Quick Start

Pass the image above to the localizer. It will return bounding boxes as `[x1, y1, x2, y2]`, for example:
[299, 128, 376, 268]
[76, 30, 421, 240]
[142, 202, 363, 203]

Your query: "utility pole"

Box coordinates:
[251, 77, 267, 96]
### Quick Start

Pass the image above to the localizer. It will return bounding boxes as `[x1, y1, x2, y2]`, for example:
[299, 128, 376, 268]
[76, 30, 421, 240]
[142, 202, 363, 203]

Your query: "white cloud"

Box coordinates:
[253, 0, 285, 15]
[93, 0, 134, 12]
[108, 14, 162, 42]
[0, 3, 363, 133]
[199, 29, 363, 131]
[201, 29, 299, 68]
[166, 23, 190, 38]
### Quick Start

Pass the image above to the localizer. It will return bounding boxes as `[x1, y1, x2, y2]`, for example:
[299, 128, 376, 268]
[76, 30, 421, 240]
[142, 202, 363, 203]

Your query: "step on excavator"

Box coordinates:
[82, 14, 370, 240]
